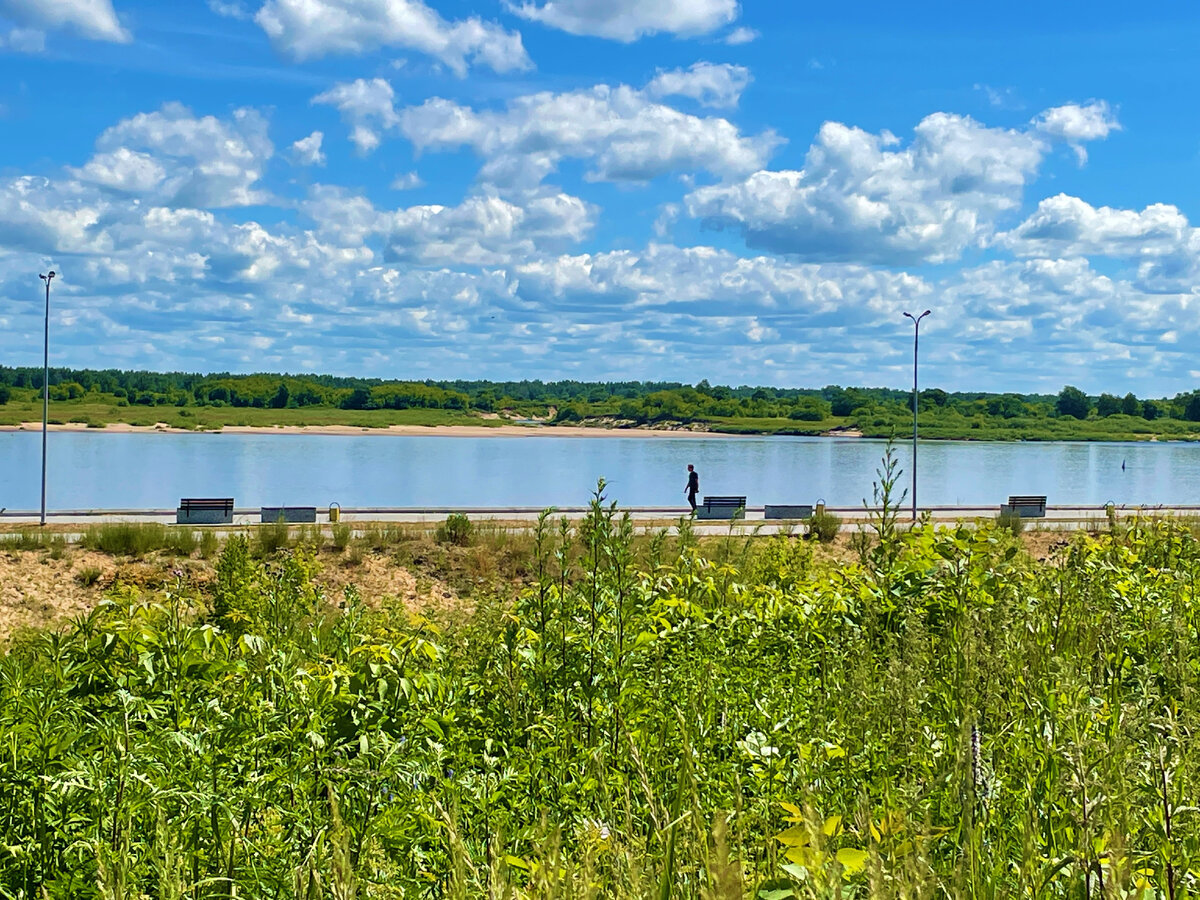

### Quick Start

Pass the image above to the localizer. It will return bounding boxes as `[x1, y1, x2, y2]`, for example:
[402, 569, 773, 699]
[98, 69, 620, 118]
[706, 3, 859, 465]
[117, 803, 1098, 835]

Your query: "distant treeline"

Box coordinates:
[0, 366, 1197, 426]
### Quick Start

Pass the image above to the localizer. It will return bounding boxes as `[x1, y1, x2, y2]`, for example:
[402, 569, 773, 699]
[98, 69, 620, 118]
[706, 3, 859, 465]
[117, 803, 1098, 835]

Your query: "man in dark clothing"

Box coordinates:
[685, 464, 700, 512]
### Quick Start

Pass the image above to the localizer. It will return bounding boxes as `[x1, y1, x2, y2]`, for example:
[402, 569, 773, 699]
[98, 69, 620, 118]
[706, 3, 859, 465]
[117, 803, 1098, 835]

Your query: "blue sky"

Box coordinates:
[2, 0, 1200, 394]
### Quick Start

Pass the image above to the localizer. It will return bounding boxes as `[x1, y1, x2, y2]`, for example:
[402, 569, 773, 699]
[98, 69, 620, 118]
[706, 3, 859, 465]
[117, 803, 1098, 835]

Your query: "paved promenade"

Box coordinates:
[2, 504, 1198, 535]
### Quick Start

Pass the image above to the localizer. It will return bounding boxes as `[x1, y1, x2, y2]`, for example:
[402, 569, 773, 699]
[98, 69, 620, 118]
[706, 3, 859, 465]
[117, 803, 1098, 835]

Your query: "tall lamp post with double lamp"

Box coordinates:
[39, 271, 55, 527]
[902, 309, 930, 522]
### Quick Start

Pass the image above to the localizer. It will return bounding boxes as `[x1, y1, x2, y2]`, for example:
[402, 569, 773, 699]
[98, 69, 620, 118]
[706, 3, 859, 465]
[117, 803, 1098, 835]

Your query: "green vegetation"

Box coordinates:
[435, 512, 474, 546]
[0, 530, 67, 551]
[5, 366, 1200, 440]
[807, 508, 842, 542]
[3, 476, 1200, 897]
[80, 523, 198, 557]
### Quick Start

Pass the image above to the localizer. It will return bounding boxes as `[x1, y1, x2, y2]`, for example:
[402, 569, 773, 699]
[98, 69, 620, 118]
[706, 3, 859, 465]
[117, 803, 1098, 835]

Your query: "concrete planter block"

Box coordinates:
[764, 504, 813, 520]
[260, 507, 318, 524]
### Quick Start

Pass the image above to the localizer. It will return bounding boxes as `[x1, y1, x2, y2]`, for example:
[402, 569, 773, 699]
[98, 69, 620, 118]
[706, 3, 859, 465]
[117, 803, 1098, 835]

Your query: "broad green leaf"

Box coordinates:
[772, 825, 811, 848]
[779, 862, 807, 881]
[836, 847, 868, 875]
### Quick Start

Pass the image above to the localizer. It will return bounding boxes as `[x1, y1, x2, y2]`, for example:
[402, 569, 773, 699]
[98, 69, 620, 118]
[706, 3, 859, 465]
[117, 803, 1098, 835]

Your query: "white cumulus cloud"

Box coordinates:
[646, 62, 751, 109]
[723, 26, 758, 45]
[72, 102, 274, 208]
[386, 192, 596, 265]
[1002, 194, 1191, 259]
[0, 0, 129, 42]
[313, 78, 399, 154]
[399, 82, 781, 190]
[686, 112, 1048, 265]
[508, 0, 738, 41]
[1032, 100, 1120, 164]
[292, 131, 326, 166]
[253, 0, 531, 75]
[684, 103, 1124, 266]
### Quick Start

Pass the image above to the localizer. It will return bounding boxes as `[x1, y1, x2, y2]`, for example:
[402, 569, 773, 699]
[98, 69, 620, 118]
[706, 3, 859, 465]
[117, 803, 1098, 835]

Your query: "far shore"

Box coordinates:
[0, 421, 784, 439]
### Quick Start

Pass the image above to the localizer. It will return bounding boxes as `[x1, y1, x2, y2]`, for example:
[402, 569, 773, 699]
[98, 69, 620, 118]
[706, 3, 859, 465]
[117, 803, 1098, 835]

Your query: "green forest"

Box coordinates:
[3, 366, 1200, 440]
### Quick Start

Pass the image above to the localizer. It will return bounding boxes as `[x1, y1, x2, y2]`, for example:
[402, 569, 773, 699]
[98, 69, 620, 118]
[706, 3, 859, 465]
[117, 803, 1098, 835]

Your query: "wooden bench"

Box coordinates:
[1000, 495, 1047, 518]
[696, 496, 746, 520]
[764, 504, 814, 520]
[261, 506, 317, 524]
[177, 497, 234, 525]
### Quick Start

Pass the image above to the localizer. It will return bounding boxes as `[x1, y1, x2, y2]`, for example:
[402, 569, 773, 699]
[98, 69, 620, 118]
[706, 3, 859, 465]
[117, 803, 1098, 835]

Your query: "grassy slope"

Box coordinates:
[2, 516, 1198, 896]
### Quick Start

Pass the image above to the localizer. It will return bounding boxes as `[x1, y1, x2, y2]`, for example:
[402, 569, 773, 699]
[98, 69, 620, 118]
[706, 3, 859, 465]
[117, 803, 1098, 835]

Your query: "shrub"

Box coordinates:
[198, 530, 219, 559]
[360, 525, 411, 552]
[164, 527, 198, 556]
[213, 535, 255, 628]
[256, 519, 291, 556]
[331, 524, 352, 552]
[995, 509, 1025, 535]
[436, 513, 473, 546]
[808, 508, 842, 542]
[788, 398, 831, 421]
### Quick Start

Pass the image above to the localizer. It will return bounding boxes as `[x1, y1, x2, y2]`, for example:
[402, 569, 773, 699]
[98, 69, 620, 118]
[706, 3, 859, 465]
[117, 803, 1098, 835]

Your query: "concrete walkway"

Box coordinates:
[2, 504, 1197, 536]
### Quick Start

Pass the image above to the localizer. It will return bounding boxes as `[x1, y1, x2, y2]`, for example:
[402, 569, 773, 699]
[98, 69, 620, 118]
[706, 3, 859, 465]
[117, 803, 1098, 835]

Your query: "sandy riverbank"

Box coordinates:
[0, 422, 746, 438]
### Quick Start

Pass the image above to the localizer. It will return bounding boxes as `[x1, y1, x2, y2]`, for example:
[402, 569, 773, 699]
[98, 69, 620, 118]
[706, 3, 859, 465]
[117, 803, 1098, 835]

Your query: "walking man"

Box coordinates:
[685, 464, 700, 512]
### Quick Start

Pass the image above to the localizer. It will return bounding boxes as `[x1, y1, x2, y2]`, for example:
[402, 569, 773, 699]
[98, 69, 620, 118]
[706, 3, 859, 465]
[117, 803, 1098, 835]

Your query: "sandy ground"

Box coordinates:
[0, 550, 118, 637]
[0, 422, 740, 438]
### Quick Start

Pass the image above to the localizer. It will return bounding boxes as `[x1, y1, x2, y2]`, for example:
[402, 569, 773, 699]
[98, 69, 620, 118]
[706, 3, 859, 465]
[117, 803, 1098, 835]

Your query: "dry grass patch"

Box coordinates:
[315, 551, 462, 617]
[0, 549, 117, 638]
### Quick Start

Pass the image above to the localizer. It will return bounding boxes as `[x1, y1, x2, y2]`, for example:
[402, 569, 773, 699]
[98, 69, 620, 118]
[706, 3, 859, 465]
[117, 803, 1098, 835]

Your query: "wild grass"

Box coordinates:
[2, 477, 1199, 897]
[0, 530, 66, 551]
[80, 522, 197, 556]
[74, 565, 103, 586]
[198, 529, 219, 558]
[808, 508, 842, 542]
[255, 518, 292, 555]
[994, 508, 1026, 535]
[331, 523, 352, 551]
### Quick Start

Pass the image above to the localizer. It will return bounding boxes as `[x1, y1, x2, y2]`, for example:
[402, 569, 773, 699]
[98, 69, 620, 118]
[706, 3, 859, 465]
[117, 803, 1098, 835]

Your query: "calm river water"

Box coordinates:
[1, 431, 1198, 511]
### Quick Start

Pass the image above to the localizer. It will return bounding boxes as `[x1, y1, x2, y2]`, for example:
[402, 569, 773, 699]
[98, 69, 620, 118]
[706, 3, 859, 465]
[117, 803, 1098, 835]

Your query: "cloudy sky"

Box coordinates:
[1, 0, 1198, 394]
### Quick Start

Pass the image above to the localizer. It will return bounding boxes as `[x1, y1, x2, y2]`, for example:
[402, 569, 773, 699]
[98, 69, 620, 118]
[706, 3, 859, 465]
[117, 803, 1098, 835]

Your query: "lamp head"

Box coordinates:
[922, 308, 931, 318]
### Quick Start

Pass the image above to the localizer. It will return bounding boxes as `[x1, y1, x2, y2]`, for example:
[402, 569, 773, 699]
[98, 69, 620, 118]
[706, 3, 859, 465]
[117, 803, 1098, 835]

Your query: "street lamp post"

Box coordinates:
[39, 271, 55, 527]
[902, 309, 931, 522]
